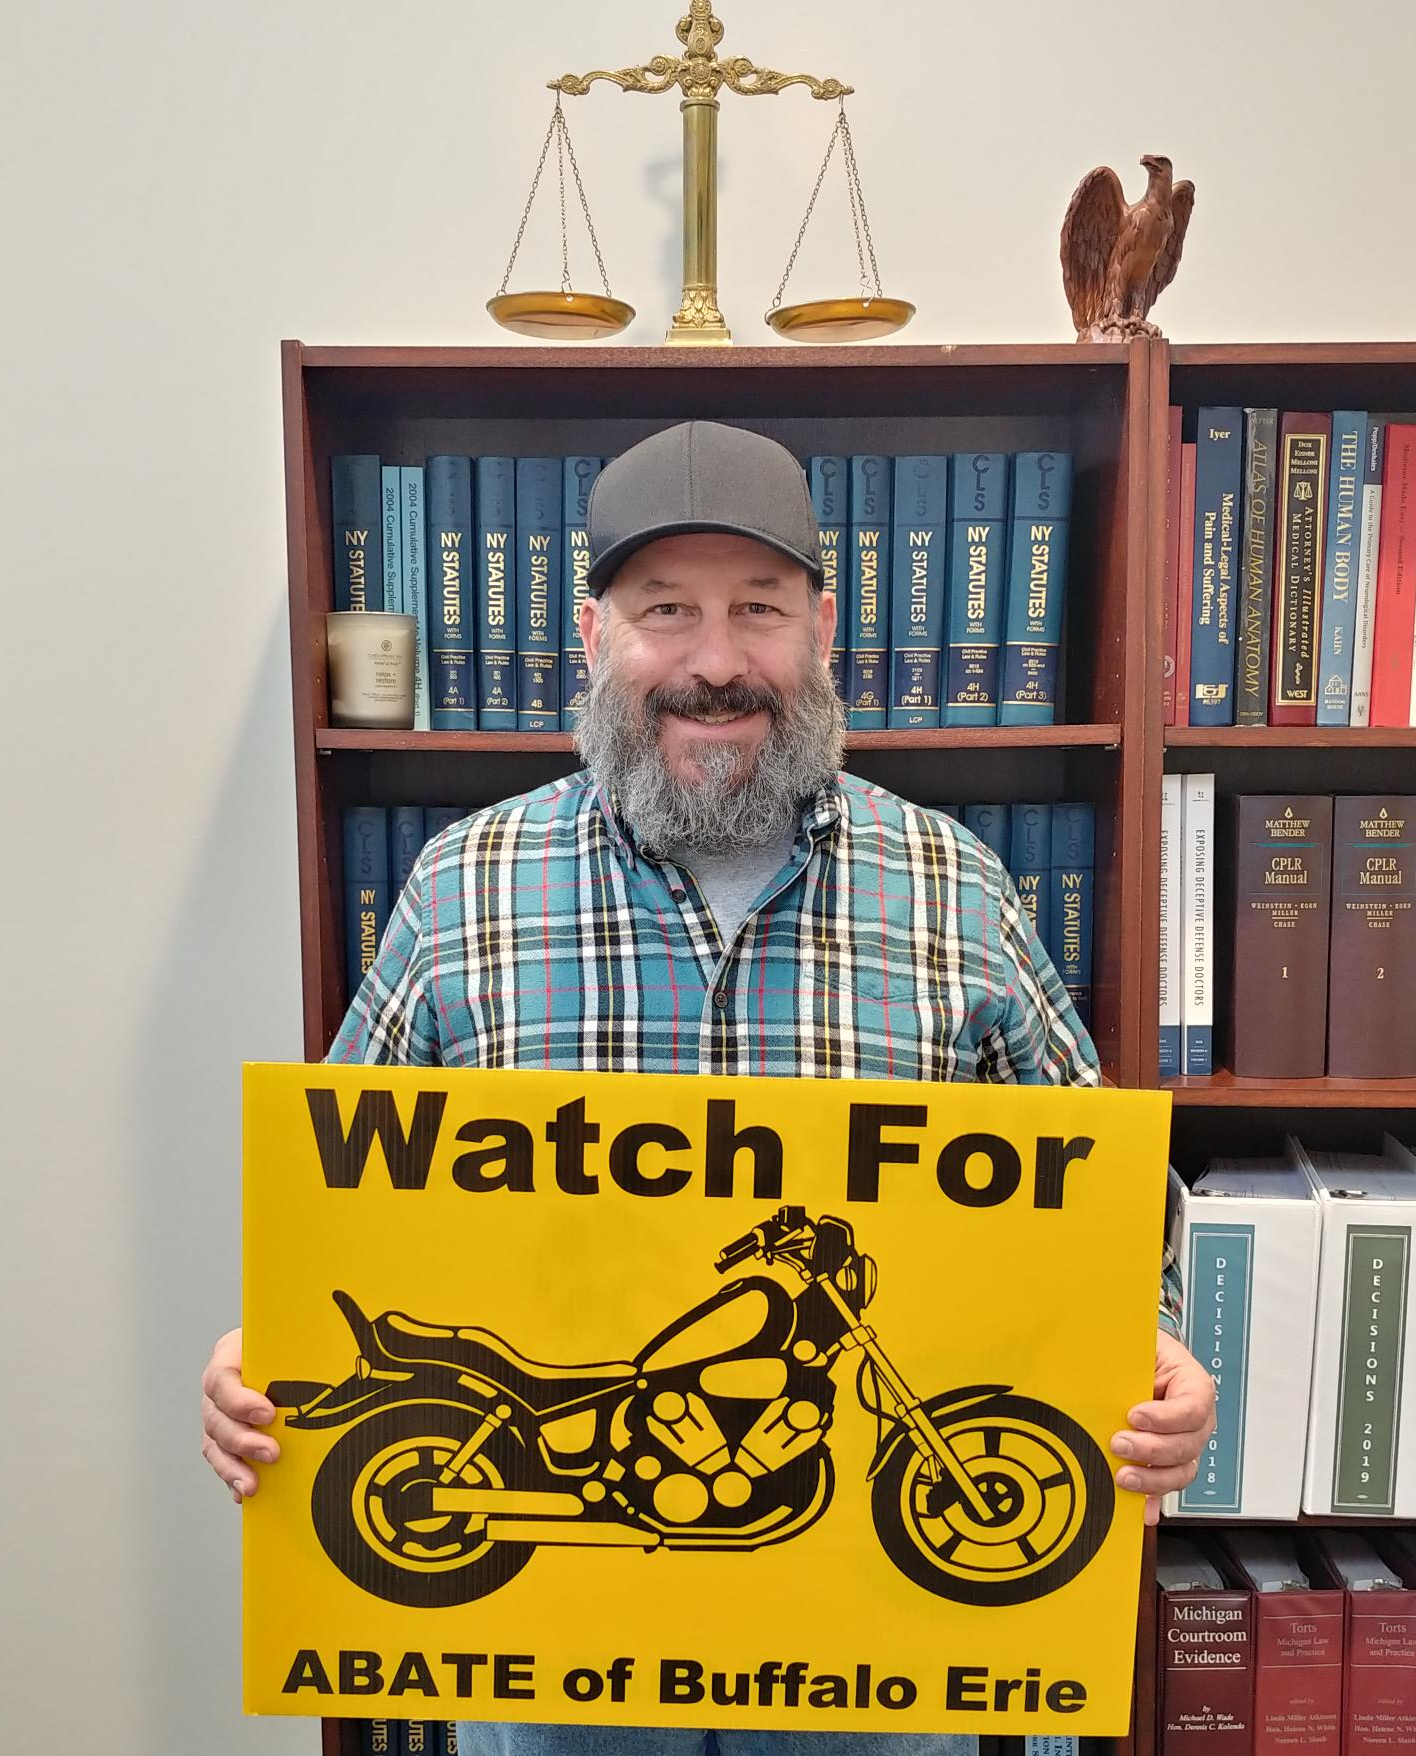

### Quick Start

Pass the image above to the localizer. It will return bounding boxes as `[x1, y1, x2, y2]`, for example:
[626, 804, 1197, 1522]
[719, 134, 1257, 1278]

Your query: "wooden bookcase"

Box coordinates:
[281, 338, 1414, 1756]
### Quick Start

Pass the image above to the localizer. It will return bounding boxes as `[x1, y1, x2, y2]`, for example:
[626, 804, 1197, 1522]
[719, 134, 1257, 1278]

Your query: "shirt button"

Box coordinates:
[712, 988, 729, 1009]
[670, 888, 687, 903]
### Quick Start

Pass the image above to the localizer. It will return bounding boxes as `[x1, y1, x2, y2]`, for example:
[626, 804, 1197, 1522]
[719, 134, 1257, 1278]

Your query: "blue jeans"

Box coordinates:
[458, 1729, 977, 1754]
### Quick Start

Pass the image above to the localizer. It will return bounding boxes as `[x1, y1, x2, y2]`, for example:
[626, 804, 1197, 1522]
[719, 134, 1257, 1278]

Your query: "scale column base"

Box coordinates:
[665, 286, 732, 347]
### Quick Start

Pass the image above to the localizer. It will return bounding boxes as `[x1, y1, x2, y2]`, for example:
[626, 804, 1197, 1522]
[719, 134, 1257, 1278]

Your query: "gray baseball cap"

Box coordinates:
[586, 420, 823, 594]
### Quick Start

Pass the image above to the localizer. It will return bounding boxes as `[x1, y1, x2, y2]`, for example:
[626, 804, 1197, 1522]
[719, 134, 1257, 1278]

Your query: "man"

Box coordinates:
[203, 422, 1214, 1756]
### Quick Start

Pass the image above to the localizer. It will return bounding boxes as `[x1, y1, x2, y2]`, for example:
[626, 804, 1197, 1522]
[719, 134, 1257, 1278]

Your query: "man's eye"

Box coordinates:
[647, 603, 682, 616]
[742, 602, 780, 616]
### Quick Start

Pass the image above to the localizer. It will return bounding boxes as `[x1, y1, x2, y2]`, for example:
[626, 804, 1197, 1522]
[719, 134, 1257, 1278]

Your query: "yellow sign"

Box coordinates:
[244, 1064, 1171, 1736]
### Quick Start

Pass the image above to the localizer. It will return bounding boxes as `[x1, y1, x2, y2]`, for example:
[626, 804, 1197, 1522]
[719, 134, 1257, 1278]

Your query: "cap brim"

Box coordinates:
[587, 521, 823, 593]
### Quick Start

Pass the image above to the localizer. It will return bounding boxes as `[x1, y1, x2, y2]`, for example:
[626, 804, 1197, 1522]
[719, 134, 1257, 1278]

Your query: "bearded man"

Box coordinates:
[201, 421, 1213, 1756]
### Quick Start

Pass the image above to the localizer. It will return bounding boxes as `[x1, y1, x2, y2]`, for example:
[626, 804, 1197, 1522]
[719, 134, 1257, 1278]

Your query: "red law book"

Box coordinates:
[1164, 406, 1184, 724]
[1175, 441, 1197, 727]
[1313, 1531, 1416, 1756]
[1370, 422, 1416, 726]
[1220, 1534, 1343, 1756]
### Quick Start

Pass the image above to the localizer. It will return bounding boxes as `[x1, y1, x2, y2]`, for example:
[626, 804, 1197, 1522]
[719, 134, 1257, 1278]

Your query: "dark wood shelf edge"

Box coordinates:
[298, 341, 1134, 372]
[314, 724, 1124, 754]
[1170, 341, 1416, 368]
[1166, 726, 1416, 747]
[1163, 1512, 1411, 1527]
[1165, 1071, 1416, 1107]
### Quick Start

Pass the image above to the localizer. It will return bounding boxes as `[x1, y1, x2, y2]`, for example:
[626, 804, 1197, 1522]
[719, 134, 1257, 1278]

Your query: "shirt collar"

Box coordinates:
[590, 772, 844, 869]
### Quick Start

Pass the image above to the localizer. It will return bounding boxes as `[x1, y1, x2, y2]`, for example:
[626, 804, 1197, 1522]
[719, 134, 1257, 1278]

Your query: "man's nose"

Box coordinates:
[688, 614, 750, 687]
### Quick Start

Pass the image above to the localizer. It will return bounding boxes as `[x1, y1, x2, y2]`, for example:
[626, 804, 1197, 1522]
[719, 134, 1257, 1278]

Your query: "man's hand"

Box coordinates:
[200, 1327, 280, 1505]
[1112, 1329, 1216, 1526]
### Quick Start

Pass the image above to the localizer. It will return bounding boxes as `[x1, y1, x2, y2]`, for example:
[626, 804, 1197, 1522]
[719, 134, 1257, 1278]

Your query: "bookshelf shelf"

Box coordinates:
[1165, 1071, 1416, 1108]
[314, 724, 1124, 755]
[1164, 726, 1416, 748]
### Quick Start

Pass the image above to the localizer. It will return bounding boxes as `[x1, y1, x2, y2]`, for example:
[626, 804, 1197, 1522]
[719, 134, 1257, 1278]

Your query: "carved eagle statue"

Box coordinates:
[1061, 155, 1195, 341]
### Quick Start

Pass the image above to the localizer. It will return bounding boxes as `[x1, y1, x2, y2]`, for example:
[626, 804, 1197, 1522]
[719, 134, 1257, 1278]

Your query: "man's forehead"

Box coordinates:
[609, 532, 808, 593]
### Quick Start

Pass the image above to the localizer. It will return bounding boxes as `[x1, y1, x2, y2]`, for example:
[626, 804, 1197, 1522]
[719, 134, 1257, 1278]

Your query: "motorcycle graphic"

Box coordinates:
[267, 1206, 1114, 1609]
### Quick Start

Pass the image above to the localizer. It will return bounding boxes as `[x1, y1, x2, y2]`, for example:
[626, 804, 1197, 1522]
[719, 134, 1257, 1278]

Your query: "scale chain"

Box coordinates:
[498, 93, 614, 300]
[770, 100, 882, 312]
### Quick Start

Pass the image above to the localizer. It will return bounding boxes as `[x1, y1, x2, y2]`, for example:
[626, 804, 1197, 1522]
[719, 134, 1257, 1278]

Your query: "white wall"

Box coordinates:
[4, 1, 1410, 1749]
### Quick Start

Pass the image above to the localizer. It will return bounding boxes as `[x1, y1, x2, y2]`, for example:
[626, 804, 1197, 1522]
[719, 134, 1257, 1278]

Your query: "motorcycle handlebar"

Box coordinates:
[715, 1231, 762, 1273]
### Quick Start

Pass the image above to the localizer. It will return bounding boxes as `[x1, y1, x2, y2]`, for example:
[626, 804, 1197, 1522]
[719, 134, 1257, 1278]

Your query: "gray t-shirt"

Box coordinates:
[664, 827, 798, 943]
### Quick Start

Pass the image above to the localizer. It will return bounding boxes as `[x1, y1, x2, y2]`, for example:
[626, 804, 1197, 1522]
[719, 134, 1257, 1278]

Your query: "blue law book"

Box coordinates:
[381, 466, 403, 612]
[388, 805, 425, 893]
[1188, 409, 1244, 726]
[888, 456, 948, 727]
[1049, 802, 1095, 1029]
[421, 805, 466, 847]
[424, 456, 475, 730]
[516, 457, 562, 732]
[331, 454, 383, 612]
[561, 456, 601, 728]
[402, 1721, 434, 1756]
[847, 455, 891, 730]
[400, 465, 431, 730]
[808, 456, 849, 698]
[962, 803, 1010, 864]
[359, 1721, 401, 1756]
[342, 806, 390, 1001]
[1008, 803, 1053, 950]
[998, 453, 1073, 724]
[1316, 410, 1368, 725]
[935, 802, 961, 820]
[942, 452, 1009, 725]
[475, 457, 516, 730]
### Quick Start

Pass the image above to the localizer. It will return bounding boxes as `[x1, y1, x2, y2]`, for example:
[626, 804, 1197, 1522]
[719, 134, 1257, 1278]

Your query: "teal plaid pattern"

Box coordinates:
[329, 770, 1181, 1334]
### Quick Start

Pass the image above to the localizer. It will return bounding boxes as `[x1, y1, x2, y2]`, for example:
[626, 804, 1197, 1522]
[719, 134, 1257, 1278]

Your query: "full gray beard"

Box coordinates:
[574, 636, 846, 855]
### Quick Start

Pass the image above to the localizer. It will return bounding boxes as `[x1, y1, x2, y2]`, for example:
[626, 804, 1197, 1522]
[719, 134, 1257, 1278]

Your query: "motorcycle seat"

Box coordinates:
[374, 1313, 637, 1412]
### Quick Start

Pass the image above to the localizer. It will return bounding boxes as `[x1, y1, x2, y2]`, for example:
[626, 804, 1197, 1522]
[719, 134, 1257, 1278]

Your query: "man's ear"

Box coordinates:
[581, 592, 605, 670]
[814, 587, 837, 668]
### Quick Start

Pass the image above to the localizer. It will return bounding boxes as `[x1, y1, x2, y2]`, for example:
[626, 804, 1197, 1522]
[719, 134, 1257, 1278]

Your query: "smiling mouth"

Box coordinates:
[673, 709, 761, 726]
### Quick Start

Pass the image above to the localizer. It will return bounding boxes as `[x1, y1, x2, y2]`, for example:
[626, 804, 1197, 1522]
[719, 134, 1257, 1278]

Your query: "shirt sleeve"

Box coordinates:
[326, 855, 442, 1066]
[979, 869, 1183, 1339]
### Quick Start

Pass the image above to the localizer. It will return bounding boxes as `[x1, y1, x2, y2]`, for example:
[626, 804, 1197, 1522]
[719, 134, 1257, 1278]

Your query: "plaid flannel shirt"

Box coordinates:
[332, 770, 1181, 1335]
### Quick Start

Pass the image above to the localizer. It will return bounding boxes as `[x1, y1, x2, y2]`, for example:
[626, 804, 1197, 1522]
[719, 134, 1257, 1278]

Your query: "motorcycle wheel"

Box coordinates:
[311, 1402, 534, 1607]
[871, 1391, 1113, 1606]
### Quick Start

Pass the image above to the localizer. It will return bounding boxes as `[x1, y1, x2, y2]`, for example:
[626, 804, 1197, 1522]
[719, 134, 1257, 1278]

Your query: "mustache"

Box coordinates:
[645, 679, 784, 722]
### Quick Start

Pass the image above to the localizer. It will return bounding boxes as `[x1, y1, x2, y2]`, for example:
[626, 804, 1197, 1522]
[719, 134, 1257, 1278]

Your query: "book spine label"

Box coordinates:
[1181, 773, 1214, 1076]
[1345, 1589, 1416, 1754]
[1331, 1224, 1410, 1514]
[1157, 1591, 1254, 1751]
[1164, 409, 1183, 725]
[808, 456, 849, 700]
[425, 456, 475, 730]
[1008, 803, 1053, 949]
[331, 454, 383, 612]
[388, 805, 425, 893]
[942, 452, 1008, 725]
[998, 452, 1073, 725]
[847, 455, 891, 729]
[962, 803, 1009, 864]
[1327, 795, 1416, 1078]
[1048, 803, 1094, 1028]
[1175, 444, 1197, 726]
[1371, 424, 1416, 726]
[403, 1722, 431, 1756]
[1229, 794, 1333, 1078]
[560, 456, 600, 729]
[1316, 412, 1367, 723]
[1251, 1594, 1342, 1755]
[888, 456, 947, 726]
[475, 457, 516, 731]
[342, 806, 389, 999]
[1159, 773, 1182, 1078]
[1236, 409, 1278, 725]
[381, 466, 404, 613]
[516, 458, 562, 732]
[1189, 409, 1244, 725]
[1178, 1222, 1254, 1511]
[401, 466, 430, 730]
[1271, 415, 1332, 723]
[1350, 421, 1386, 727]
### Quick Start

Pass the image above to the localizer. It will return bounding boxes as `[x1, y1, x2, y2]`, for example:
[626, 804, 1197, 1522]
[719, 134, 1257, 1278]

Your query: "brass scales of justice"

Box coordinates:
[487, 0, 914, 346]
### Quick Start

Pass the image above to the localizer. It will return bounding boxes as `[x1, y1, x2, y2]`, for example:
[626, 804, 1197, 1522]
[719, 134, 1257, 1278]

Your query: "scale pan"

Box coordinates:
[487, 291, 635, 340]
[765, 296, 915, 343]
